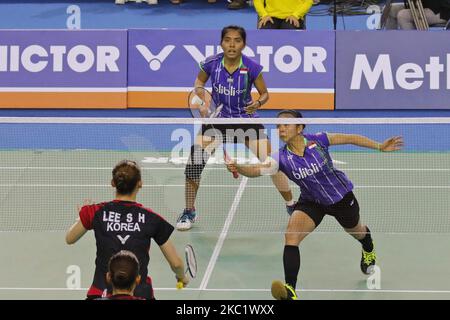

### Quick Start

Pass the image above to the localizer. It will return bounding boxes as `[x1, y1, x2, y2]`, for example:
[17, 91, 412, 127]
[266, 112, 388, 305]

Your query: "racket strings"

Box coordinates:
[185, 245, 197, 278]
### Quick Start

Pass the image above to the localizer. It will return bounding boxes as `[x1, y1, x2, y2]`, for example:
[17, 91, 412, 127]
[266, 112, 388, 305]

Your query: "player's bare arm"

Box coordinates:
[245, 73, 269, 114]
[194, 69, 209, 88]
[226, 157, 278, 177]
[328, 133, 403, 152]
[159, 240, 189, 286]
[65, 218, 87, 244]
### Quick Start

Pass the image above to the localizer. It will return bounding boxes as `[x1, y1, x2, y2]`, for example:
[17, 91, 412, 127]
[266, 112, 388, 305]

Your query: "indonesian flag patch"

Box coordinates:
[240, 68, 248, 74]
[307, 141, 317, 149]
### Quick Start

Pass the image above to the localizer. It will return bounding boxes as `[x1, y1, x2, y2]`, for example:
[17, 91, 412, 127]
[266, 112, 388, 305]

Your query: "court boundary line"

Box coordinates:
[199, 177, 248, 291]
[2, 116, 450, 124]
[1, 231, 450, 235]
[1, 184, 449, 189]
[2, 167, 450, 172]
[2, 287, 450, 294]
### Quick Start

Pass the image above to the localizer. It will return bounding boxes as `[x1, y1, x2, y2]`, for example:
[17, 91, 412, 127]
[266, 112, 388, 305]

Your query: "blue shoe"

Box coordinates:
[286, 202, 297, 216]
[176, 209, 197, 231]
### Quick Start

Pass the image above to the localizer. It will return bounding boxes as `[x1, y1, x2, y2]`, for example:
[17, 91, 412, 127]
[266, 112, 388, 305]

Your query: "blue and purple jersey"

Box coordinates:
[200, 53, 263, 118]
[274, 132, 354, 205]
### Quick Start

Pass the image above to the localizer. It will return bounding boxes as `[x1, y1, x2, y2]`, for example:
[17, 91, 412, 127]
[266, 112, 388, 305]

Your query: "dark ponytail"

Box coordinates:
[108, 250, 140, 290]
[112, 160, 141, 195]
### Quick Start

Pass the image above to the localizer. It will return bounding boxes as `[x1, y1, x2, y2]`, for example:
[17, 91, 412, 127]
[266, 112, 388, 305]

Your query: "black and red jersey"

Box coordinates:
[79, 200, 174, 300]
[95, 294, 146, 300]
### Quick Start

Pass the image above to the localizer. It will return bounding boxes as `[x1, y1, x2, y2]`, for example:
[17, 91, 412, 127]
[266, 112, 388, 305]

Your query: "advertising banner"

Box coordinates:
[336, 31, 450, 109]
[128, 29, 335, 110]
[0, 30, 127, 108]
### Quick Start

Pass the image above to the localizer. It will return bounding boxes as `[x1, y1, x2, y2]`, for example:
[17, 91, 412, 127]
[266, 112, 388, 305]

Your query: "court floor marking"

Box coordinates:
[1, 167, 450, 171]
[0, 231, 448, 235]
[2, 287, 450, 294]
[0, 167, 227, 170]
[0, 184, 449, 189]
[199, 177, 248, 291]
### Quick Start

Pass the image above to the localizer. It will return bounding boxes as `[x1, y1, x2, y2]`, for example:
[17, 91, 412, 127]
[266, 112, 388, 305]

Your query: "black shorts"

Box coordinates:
[294, 192, 360, 229]
[201, 123, 267, 143]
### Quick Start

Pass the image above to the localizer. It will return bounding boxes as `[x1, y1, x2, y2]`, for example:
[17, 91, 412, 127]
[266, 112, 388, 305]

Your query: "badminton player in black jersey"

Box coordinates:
[65, 160, 189, 299]
[98, 250, 144, 300]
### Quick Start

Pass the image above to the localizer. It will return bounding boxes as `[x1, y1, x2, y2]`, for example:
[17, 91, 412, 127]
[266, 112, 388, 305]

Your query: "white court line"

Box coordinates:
[199, 177, 248, 291]
[2, 287, 450, 294]
[0, 167, 225, 170]
[355, 186, 450, 189]
[343, 168, 450, 171]
[127, 86, 334, 93]
[1, 184, 450, 189]
[2, 116, 450, 124]
[0, 87, 127, 92]
[1, 167, 450, 171]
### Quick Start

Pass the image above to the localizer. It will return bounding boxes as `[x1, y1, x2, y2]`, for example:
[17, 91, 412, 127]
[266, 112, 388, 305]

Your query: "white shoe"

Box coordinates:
[176, 209, 197, 231]
[115, 0, 125, 4]
[176, 219, 192, 231]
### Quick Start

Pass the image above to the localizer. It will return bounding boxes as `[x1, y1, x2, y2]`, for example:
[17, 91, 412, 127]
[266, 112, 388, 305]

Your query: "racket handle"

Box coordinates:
[223, 150, 239, 179]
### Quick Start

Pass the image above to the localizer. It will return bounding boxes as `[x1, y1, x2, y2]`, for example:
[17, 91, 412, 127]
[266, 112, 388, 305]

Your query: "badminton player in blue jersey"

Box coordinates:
[226, 110, 403, 300]
[178, 25, 294, 231]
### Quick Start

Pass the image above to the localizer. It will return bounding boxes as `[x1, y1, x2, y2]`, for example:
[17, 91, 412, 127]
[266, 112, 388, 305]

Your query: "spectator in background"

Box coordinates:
[255, 0, 313, 29]
[115, 0, 159, 5]
[228, 0, 247, 10]
[115, 0, 216, 4]
[385, 0, 450, 29]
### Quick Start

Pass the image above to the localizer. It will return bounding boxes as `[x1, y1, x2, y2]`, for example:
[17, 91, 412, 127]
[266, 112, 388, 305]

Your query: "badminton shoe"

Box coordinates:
[361, 248, 377, 275]
[176, 209, 197, 231]
[271, 280, 298, 300]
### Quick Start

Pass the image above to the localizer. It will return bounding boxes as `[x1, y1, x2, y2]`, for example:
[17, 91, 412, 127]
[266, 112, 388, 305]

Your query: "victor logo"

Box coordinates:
[136, 44, 175, 71]
[117, 234, 130, 245]
[0, 45, 120, 73]
[141, 43, 327, 74]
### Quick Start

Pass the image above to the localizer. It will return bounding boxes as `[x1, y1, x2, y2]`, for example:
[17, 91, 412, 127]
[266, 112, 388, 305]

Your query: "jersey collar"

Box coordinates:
[286, 137, 308, 157]
[221, 56, 244, 75]
[112, 199, 142, 207]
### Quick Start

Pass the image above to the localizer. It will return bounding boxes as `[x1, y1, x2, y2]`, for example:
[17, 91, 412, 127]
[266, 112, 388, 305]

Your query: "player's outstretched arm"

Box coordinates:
[226, 157, 278, 177]
[328, 133, 403, 152]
